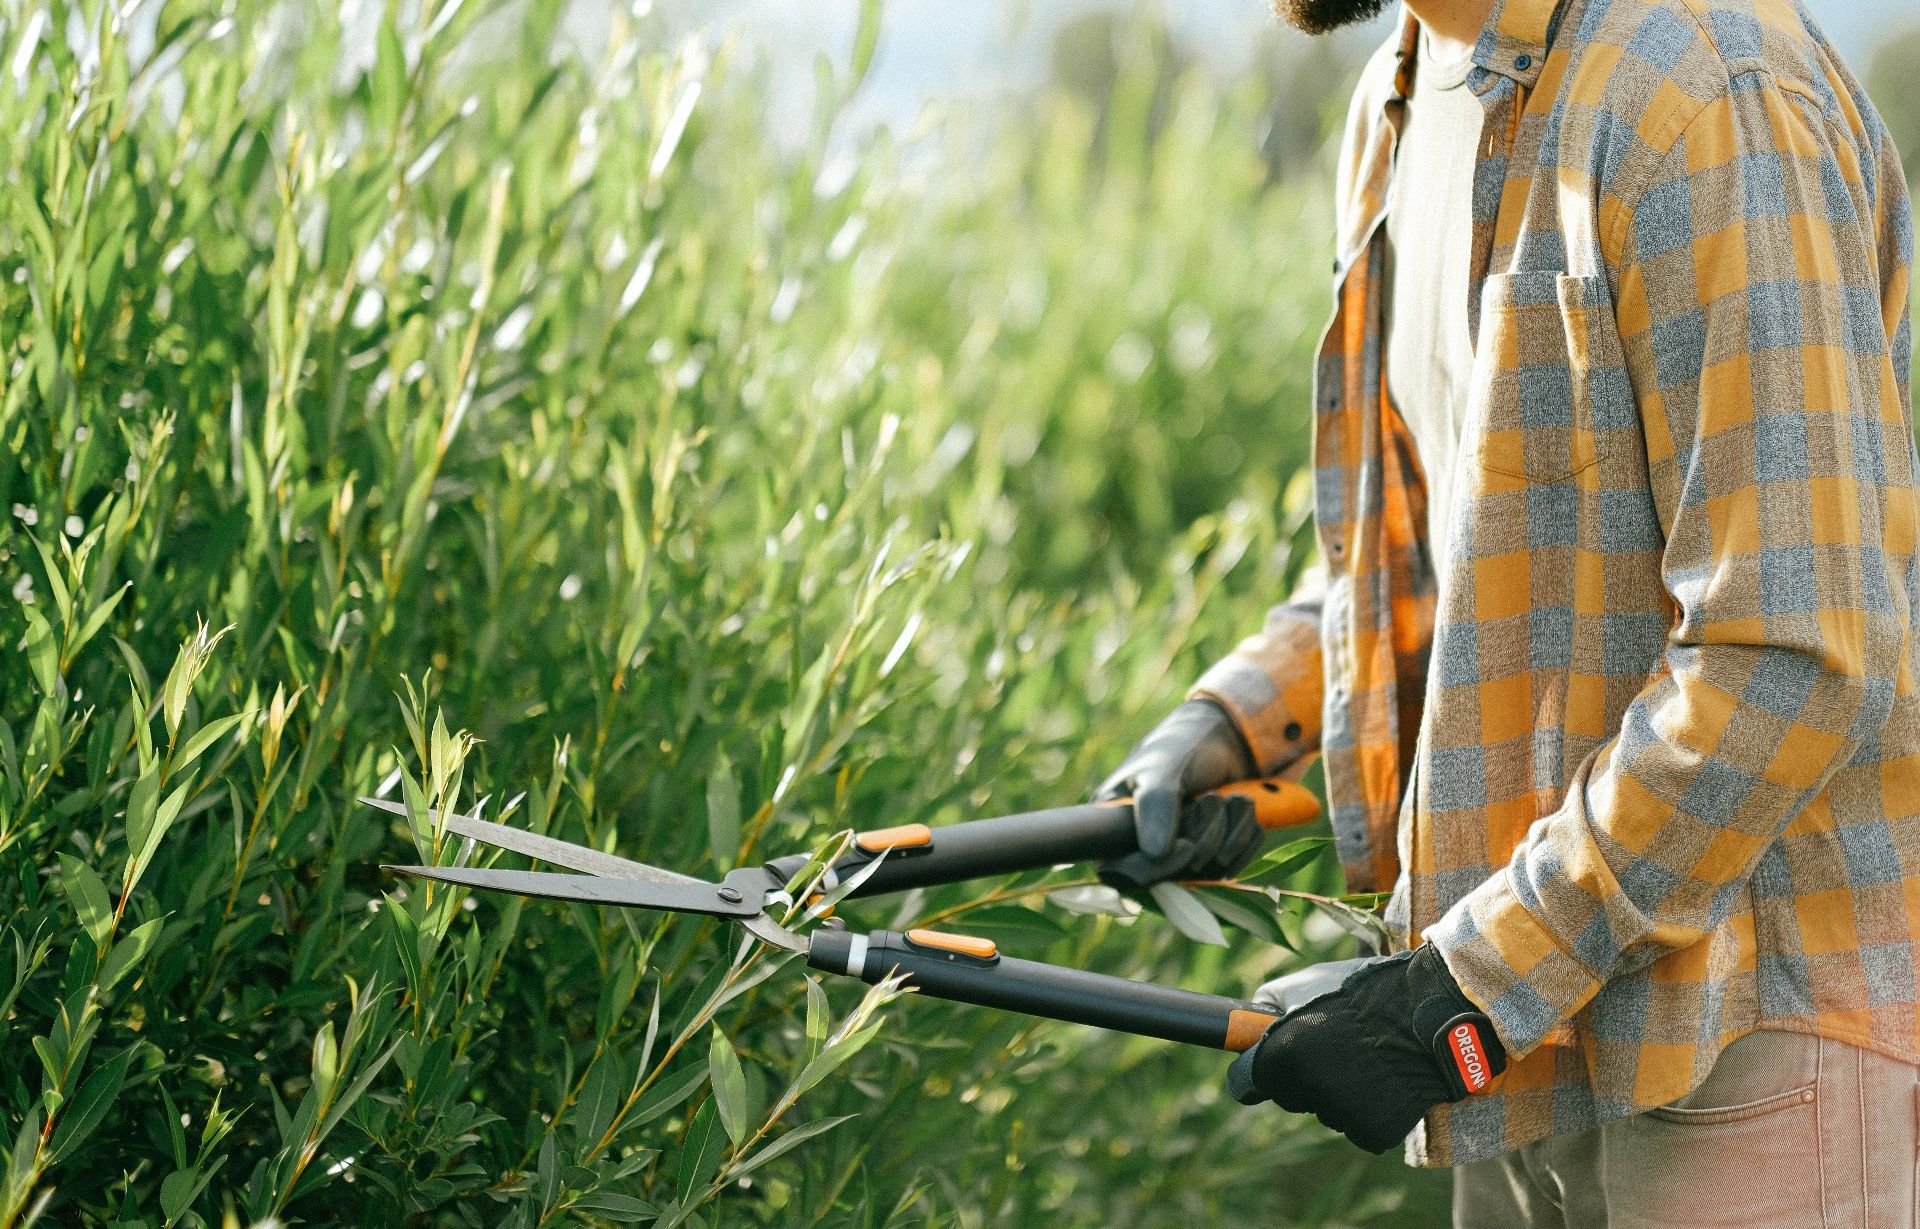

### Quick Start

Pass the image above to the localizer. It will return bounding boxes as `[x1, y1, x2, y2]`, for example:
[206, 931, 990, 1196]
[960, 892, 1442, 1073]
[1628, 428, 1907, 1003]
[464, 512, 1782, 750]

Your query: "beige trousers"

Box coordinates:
[1453, 1031, 1920, 1228]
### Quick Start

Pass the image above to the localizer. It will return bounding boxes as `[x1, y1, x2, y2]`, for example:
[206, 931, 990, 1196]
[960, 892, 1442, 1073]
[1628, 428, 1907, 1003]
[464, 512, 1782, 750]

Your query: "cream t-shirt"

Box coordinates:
[1383, 31, 1485, 569]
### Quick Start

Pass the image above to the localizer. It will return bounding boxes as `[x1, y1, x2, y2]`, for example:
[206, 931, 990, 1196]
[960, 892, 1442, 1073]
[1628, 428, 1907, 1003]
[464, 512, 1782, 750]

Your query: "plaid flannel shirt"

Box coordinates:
[1191, 0, 1916, 1165]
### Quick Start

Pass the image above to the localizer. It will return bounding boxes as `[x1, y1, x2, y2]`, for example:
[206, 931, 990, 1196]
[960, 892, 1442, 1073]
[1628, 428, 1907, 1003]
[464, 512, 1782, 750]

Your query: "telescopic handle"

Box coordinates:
[807, 927, 1281, 1052]
[768, 777, 1319, 898]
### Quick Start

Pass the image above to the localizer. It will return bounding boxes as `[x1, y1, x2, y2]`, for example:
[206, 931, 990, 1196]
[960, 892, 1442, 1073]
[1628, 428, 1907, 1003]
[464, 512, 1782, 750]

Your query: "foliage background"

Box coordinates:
[0, 1, 1912, 1227]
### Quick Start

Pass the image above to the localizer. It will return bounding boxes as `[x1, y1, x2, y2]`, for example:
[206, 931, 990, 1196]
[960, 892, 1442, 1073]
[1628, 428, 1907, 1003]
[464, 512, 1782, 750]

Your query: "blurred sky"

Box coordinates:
[659, 0, 1915, 139]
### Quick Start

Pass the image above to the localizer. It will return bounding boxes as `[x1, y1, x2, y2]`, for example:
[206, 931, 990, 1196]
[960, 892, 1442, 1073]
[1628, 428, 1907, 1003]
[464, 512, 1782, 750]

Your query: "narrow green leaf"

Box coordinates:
[674, 1099, 725, 1205]
[850, 0, 884, 89]
[535, 1131, 558, 1210]
[9, 1106, 43, 1194]
[706, 1028, 749, 1145]
[727, 1114, 854, 1183]
[378, 20, 414, 129]
[70, 582, 130, 660]
[954, 905, 1068, 948]
[314, 1039, 399, 1145]
[98, 917, 165, 994]
[399, 767, 432, 859]
[1148, 882, 1228, 947]
[789, 1021, 881, 1100]
[173, 710, 251, 773]
[126, 778, 193, 893]
[57, 855, 113, 951]
[574, 1056, 624, 1149]
[160, 643, 194, 740]
[595, 958, 639, 1043]
[1191, 886, 1288, 947]
[704, 754, 741, 870]
[629, 1065, 706, 1128]
[635, 984, 662, 1075]
[160, 1166, 200, 1222]
[1239, 837, 1333, 887]
[570, 1192, 655, 1217]
[1047, 885, 1135, 918]
[803, 977, 828, 1063]
[123, 763, 162, 866]
[112, 636, 153, 714]
[28, 534, 70, 625]
[384, 894, 422, 994]
[310, 1024, 339, 1103]
[127, 681, 154, 765]
[23, 607, 58, 696]
[47, 1047, 135, 1163]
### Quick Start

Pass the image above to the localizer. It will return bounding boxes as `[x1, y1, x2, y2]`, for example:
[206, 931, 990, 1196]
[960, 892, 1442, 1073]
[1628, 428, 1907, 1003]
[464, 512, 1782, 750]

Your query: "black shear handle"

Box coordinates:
[808, 927, 1279, 1052]
[768, 777, 1320, 899]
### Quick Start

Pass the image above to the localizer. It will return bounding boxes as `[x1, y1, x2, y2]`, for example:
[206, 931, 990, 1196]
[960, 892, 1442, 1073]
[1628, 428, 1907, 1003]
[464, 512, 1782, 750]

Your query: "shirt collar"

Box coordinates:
[1392, 0, 1560, 96]
[1474, 0, 1559, 86]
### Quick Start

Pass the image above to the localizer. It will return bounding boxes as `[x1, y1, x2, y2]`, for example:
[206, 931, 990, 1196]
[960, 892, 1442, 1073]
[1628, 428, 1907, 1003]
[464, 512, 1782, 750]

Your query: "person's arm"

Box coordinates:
[1427, 76, 1917, 1058]
[1186, 566, 1326, 775]
[1089, 574, 1325, 891]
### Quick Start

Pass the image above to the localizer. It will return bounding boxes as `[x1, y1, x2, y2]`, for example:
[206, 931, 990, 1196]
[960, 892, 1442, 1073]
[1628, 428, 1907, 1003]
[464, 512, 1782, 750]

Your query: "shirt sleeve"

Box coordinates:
[1188, 565, 1325, 775]
[1426, 76, 1917, 1057]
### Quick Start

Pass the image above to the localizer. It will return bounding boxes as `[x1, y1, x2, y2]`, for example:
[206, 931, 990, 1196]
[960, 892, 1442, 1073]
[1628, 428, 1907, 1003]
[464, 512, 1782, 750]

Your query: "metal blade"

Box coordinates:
[386, 865, 765, 918]
[359, 796, 704, 888]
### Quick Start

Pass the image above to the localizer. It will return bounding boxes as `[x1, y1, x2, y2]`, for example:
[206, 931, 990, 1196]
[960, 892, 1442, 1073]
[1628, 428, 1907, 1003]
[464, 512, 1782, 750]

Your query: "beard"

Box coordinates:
[1271, 0, 1391, 35]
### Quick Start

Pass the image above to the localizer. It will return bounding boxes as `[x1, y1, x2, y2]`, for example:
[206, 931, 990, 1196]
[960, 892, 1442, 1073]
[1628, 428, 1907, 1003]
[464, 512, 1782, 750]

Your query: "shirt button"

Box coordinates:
[1284, 722, 1303, 742]
[1515, 54, 1533, 70]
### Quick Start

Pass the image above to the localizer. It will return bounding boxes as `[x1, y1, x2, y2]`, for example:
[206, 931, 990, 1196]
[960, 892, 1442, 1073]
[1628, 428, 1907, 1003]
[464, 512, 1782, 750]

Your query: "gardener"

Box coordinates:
[1092, 0, 1918, 1222]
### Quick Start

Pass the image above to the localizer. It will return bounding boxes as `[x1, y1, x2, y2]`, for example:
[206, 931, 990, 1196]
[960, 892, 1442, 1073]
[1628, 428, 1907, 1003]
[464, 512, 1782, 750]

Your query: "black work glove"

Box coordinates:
[1226, 945, 1506, 1154]
[1093, 700, 1261, 891]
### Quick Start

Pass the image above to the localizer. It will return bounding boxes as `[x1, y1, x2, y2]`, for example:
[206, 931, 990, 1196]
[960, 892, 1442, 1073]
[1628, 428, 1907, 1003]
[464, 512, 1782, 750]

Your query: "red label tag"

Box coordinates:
[1447, 1021, 1493, 1094]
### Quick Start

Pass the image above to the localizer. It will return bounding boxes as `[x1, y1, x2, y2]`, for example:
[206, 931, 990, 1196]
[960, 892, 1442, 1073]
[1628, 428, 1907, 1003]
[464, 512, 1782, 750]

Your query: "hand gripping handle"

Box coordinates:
[770, 777, 1321, 898]
[808, 927, 1280, 1052]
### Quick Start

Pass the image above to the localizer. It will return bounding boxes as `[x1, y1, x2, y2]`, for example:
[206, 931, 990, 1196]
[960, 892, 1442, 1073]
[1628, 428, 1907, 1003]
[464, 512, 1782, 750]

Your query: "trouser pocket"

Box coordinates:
[1642, 1031, 1818, 1125]
[1600, 1032, 1825, 1228]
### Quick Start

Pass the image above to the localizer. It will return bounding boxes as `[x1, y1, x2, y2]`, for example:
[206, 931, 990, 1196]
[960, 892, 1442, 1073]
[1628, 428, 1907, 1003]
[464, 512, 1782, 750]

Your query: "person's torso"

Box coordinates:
[1309, 0, 1918, 1165]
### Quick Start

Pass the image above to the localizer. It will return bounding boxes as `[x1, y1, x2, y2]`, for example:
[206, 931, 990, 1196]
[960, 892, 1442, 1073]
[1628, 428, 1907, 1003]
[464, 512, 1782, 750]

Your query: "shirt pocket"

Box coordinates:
[1471, 271, 1627, 485]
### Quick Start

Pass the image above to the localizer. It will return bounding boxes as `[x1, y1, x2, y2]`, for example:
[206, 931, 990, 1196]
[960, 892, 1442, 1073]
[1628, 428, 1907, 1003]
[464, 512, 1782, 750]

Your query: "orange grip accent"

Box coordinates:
[854, 822, 933, 854]
[904, 929, 999, 960]
[1225, 1008, 1280, 1052]
[1204, 777, 1321, 830]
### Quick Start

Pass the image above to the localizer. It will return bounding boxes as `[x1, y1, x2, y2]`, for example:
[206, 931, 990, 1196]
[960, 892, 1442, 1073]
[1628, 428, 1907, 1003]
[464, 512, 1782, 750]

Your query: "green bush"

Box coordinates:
[0, 2, 1446, 1225]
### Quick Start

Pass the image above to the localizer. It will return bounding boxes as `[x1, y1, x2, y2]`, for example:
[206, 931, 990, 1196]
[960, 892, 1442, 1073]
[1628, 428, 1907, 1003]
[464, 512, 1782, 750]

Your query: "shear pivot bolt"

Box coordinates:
[716, 887, 743, 903]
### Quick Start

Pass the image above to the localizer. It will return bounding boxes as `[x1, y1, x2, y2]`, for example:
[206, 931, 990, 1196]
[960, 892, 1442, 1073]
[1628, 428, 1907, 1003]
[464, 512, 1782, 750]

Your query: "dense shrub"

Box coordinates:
[0, 2, 1448, 1225]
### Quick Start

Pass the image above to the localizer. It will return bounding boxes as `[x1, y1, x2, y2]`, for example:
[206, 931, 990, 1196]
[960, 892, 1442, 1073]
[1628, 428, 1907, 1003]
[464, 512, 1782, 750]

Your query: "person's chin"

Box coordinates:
[1271, 0, 1391, 35]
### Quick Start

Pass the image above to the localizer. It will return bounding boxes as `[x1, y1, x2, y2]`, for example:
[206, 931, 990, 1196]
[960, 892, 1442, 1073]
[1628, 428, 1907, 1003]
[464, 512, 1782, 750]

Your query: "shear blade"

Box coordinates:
[359, 795, 705, 887]
[386, 865, 766, 919]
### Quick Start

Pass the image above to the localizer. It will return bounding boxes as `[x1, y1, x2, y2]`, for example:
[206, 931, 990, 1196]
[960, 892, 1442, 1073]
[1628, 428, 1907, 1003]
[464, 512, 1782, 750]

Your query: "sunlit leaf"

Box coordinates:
[57, 855, 113, 951]
[1148, 882, 1228, 947]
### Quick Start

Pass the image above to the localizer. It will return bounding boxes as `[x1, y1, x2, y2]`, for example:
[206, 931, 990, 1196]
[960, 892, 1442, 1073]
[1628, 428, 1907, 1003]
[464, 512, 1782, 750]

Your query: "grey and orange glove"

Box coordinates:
[1227, 945, 1506, 1153]
[1093, 699, 1263, 891]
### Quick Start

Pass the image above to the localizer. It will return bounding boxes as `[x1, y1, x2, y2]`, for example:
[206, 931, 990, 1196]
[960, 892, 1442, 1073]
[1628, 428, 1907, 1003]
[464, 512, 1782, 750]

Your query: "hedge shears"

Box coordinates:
[374, 776, 1319, 1054]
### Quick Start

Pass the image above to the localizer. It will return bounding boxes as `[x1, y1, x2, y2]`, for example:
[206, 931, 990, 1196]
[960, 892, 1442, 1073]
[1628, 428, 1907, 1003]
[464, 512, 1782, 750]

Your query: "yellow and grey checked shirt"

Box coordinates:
[1191, 0, 1916, 1166]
